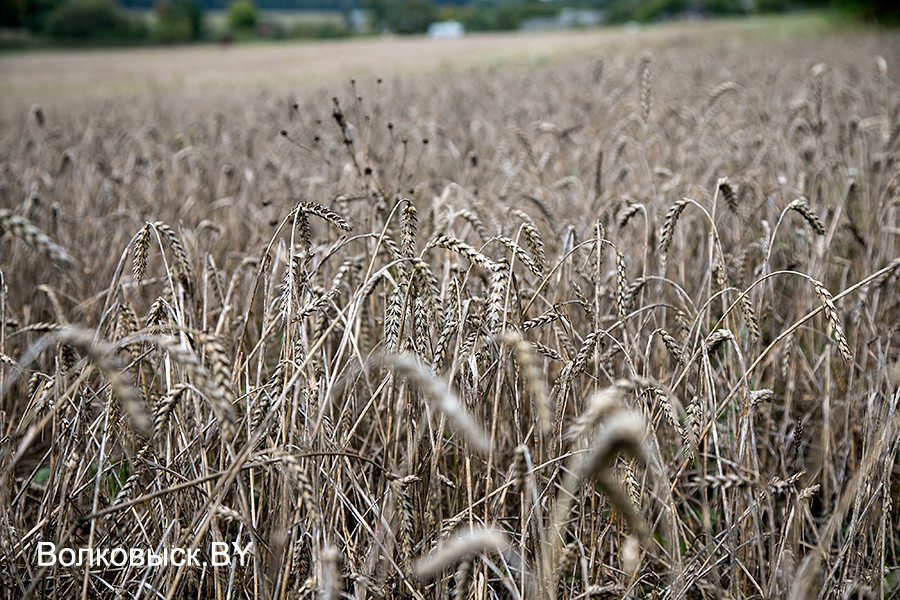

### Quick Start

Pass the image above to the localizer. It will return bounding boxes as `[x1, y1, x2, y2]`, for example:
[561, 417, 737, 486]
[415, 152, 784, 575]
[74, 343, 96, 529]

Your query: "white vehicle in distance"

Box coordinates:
[427, 20, 465, 38]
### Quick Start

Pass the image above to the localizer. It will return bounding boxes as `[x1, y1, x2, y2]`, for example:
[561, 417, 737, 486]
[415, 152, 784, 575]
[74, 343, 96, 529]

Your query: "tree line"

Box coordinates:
[0, 0, 895, 45]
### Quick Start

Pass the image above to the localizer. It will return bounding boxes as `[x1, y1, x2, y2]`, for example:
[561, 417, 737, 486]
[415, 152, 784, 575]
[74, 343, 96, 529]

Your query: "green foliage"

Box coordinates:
[0, 0, 27, 27]
[603, 0, 640, 22]
[44, 0, 144, 40]
[634, 0, 687, 21]
[438, 1, 554, 32]
[703, 0, 744, 14]
[604, 0, 752, 22]
[364, 0, 435, 33]
[362, 0, 388, 29]
[288, 19, 352, 38]
[495, 3, 523, 29]
[518, 0, 558, 19]
[385, 0, 436, 33]
[831, 0, 900, 25]
[227, 0, 258, 30]
[23, 0, 63, 33]
[155, 0, 203, 42]
[244, 17, 347, 39]
[755, 0, 791, 12]
[437, 4, 488, 30]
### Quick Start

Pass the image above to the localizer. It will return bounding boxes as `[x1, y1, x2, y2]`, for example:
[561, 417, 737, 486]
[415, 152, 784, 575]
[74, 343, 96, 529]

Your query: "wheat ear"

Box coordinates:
[0, 209, 74, 267]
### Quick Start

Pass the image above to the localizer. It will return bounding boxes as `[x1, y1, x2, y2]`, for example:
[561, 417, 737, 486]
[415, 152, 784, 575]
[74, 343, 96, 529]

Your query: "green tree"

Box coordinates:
[0, 0, 27, 27]
[703, 0, 744, 14]
[495, 4, 522, 29]
[155, 0, 203, 42]
[44, 0, 143, 40]
[384, 0, 435, 33]
[227, 0, 258, 30]
[21, 0, 63, 32]
[603, 0, 640, 22]
[832, 0, 900, 24]
[362, 0, 389, 29]
[439, 5, 494, 31]
[633, 0, 687, 21]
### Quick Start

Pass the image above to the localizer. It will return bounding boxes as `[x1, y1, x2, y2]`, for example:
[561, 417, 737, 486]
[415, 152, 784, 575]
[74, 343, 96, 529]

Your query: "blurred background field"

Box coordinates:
[0, 13, 862, 103]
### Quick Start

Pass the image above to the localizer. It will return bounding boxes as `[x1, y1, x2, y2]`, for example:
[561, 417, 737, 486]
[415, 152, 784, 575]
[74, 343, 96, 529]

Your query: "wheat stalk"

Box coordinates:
[154, 383, 189, 441]
[400, 198, 418, 258]
[531, 340, 564, 362]
[659, 199, 689, 269]
[415, 527, 508, 578]
[296, 201, 353, 232]
[717, 177, 739, 213]
[655, 328, 685, 365]
[683, 396, 702, 461]
[618, 202, 643, 228]
[152, 221, 192, 280]
[394, 476, 415, 566]
[504, 333, 552, 433]
[567, 378, 646, 441]
[615, 250, 628, 320]
[511, 209, 544, 272]
[740, 295, 761, 341]
[487, 258, 510, 334]
[455, 208, 491, 242]
[157, 335, 236, 439]
[787, 198, 825, 235]
[55, 327, 151, 436]
[391, 353, 490, 452]
[0, 352, 18, 369]
[812, 279, 852, 362]
[705, 328, 734, 355]
[0, 209, 74, 267]
[427, 234, 494, 269]
[132, 223, 151, 283]
[638, 53, 652, 125]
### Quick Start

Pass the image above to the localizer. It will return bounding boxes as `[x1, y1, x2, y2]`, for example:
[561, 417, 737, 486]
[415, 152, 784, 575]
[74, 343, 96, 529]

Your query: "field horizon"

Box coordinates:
[0, 12, 858, 104]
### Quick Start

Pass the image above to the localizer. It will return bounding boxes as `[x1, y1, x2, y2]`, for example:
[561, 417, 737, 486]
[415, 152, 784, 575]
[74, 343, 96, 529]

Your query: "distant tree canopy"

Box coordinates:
[363, 0, 436, 32]
[832, 0, 899, 24]
[155, 0, 203, 41]
[8, 0, 896, 27]
[227, 0, 259, 29]
[43, 0, 145, 39]
[0, 0, 27, 27]
[386, 0, 435, 32]
[602, 0, 836, 22]
[8, 0, 897, 22]
[3, 0, 898, 43]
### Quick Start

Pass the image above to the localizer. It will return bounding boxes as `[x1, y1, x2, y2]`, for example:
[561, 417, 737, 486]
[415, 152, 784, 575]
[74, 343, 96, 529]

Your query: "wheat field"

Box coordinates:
[1, 22, 900, 600]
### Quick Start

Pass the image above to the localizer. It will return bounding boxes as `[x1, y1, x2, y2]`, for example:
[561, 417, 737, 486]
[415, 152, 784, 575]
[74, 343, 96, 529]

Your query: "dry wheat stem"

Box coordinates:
[669, 260, 898, 490]
[415, 527, 509, 578]
[390, 353, 490, 453]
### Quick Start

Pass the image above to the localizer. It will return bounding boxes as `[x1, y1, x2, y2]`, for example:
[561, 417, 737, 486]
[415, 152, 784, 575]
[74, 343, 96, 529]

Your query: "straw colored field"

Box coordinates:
[1, 15, 900, 600]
